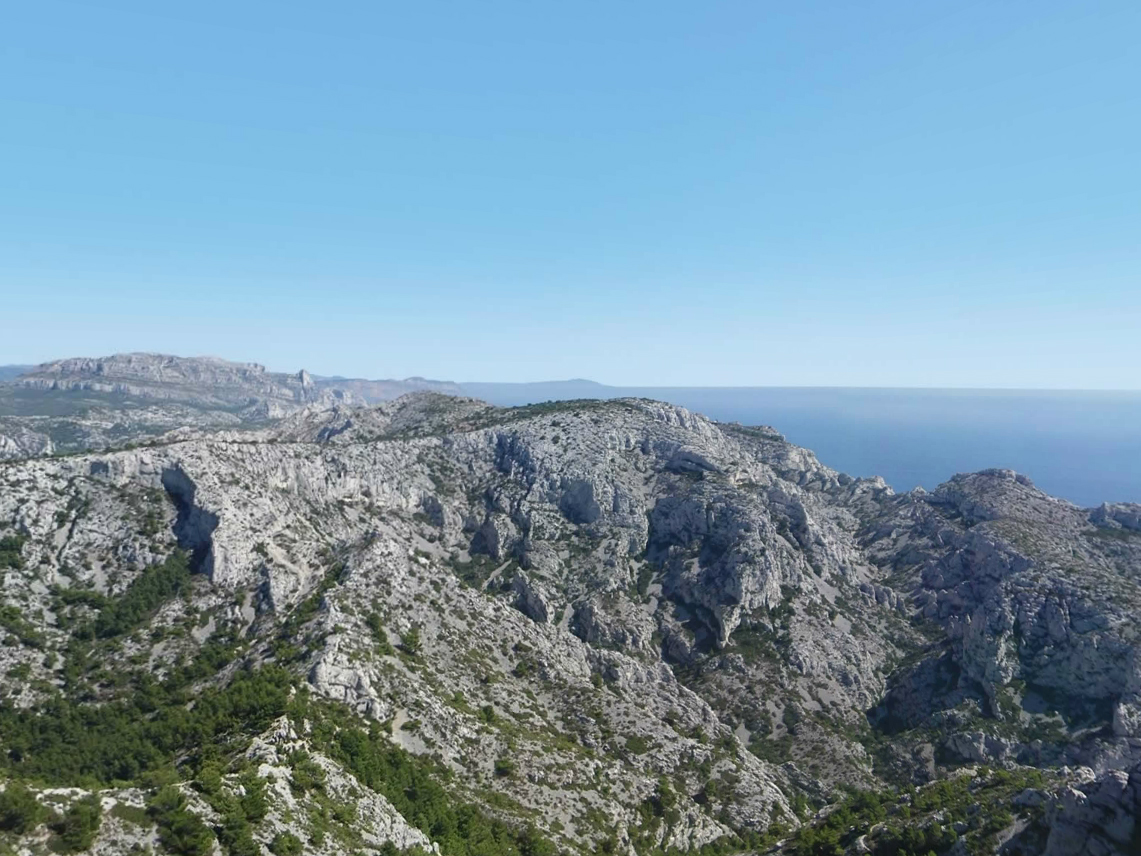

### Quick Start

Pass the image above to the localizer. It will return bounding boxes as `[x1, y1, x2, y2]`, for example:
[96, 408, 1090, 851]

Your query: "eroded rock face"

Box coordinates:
[1092, 502, 1141, 533]
[1042, 764, 1141, 855]
[1, 392, 1140, 853]
[869, 469, 1141, 769]
[0, 422, 54, 458]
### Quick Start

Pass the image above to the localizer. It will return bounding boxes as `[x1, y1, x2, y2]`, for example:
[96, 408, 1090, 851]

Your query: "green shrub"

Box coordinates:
[366, 612, 394, 655]
[238, 771, 268, 824]
[147, 786, 215, 856]
[270, 831, 304, 856]
[193, 761, 224, 797]
[0, 535, 26, 570]
[0, 781, 46, 833]
[288, 751, 326, 794]
[625, 735, 650, 755]
[6, 662, 31, 681]
[517, 824, 558, 856]
[400, 625, 422, 655]
[109, 801, 149, 826]
[215, 799, 259, 856]
[51, 794, 102, 852]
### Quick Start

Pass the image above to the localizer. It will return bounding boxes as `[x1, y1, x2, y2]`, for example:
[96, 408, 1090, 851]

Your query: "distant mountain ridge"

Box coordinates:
[13, 352, 461, 407]
[0, 352, 462, 459]
[17, 353, 341, 410]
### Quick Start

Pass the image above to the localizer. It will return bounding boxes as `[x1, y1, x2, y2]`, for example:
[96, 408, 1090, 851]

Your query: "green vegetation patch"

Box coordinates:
[0, 605, 45, 649]
[50, 794, 102, 853]
[0, 781, 47, 834]
[85, 550, 193, 639]
[0, 534, 26, 570]
[147, 786, 215, 856]
[790, 767, 1052, 856]
[0, 663, 291, 785]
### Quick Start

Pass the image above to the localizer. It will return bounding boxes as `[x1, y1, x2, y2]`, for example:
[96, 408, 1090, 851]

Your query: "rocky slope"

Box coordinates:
[0, 393, 1138, 854]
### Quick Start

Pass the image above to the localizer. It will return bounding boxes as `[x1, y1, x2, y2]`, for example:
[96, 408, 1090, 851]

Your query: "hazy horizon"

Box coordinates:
[7, 355, 1141, 392]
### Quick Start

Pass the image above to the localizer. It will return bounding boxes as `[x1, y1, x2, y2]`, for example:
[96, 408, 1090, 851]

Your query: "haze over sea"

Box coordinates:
[462, 384, 1141, 509]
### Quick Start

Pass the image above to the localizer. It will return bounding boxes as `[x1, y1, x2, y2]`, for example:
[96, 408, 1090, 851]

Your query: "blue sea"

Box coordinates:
[461, 383, 1141, 508]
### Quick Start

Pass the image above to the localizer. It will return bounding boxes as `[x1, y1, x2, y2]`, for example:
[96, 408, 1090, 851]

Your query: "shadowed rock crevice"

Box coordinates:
[161, 466, 219, 576]
[559, 478, 601, 525]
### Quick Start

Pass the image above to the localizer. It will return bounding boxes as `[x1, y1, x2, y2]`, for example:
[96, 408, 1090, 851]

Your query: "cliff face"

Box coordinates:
[0, 392, 1139, 854]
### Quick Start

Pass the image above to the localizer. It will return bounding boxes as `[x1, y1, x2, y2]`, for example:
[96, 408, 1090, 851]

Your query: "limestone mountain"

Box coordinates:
[19, 353, 323, 400]
[0, 392, 1138, 855]
[0, 353, 460, 460]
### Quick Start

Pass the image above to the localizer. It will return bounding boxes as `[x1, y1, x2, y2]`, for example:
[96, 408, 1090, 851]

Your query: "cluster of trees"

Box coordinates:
[193, 762, 268, 856]
[0, 664, 291, 784]
[270, 831, 304, 856]
[366, 611, 394, 655]
[51, 795, 103, 852]
[90, 550, 193, 638]
[0, 534, 25, 570]
[0, 781, 45, 834]
[53, 549, 194, 641]
[0, 604, 44, 648]
[792, 790, 901, 856]
[147, 786, 215, 856]
[788, 772, 1041, 856]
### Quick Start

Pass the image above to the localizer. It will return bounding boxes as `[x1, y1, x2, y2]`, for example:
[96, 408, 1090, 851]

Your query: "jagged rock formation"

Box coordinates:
[0, 392, 1139, 854]
[1041, 762, 1141, 855]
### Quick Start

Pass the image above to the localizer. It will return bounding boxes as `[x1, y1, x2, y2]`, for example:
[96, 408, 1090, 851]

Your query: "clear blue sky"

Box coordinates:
[2, 1, 1138, 387]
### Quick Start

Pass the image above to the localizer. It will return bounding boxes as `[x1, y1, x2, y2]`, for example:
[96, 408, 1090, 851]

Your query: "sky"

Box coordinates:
[1, 1, 1138, 387]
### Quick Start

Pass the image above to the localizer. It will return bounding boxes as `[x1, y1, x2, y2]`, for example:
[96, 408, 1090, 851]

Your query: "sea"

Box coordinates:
[460, 383, 1141, 509]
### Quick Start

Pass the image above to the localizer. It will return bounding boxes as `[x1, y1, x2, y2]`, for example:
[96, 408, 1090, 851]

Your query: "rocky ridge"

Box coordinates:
[0, 392, 1138, 854]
